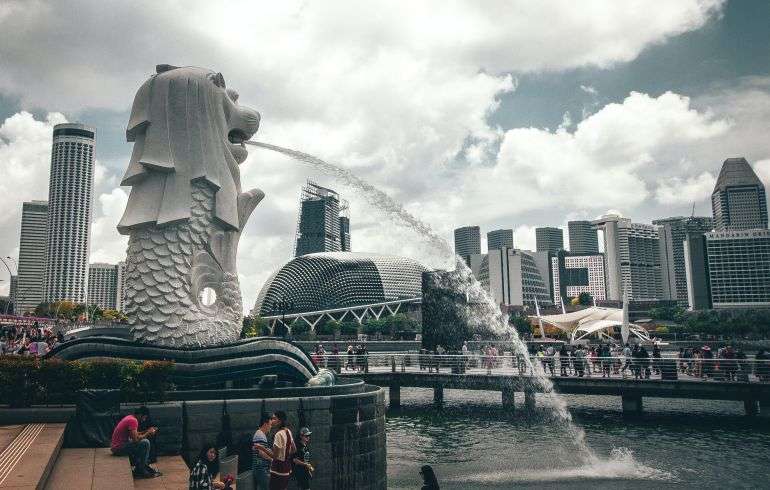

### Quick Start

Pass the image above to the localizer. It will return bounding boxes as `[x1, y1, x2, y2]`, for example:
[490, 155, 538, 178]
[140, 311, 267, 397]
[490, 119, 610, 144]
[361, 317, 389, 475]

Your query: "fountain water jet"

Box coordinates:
[246, 140, 597, 461]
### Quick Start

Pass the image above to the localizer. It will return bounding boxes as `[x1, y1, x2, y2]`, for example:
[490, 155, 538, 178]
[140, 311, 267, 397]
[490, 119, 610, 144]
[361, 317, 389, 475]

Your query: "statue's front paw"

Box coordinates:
[238, 188, 265, 228]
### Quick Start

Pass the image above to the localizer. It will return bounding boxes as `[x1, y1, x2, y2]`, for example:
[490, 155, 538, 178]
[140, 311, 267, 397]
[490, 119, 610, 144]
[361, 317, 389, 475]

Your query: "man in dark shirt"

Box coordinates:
[293, 427, 314, 489]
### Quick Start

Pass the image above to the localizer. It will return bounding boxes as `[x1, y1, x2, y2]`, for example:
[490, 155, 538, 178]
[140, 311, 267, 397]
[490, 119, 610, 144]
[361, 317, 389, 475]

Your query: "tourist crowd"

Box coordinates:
[310, 343, 370, 373]
[111, 406, 316, 489]
[0, 322, 65, 356]
[462, 342, 770, 381]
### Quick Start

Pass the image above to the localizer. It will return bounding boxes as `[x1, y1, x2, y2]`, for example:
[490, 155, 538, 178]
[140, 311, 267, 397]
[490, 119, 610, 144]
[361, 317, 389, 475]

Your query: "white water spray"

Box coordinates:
[247, 140, 604, 462]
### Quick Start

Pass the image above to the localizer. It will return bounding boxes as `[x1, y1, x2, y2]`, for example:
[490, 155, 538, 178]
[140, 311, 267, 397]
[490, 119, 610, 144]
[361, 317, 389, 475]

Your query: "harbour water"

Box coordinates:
[386, 388, 770, 489]
[247, 141, 770, 488]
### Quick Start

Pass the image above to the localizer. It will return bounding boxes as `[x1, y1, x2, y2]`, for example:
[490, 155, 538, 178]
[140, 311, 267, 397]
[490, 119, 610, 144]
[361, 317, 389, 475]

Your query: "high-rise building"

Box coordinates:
[9, 275, 18, 312]
[339, 214, 351, 252]
[703, 229, 770, 308]
[294, 181, 350, 256]
[711, 157, 768, 231]
[484, 247, 551, 307]
[568, 220, 599, 254]
[454, 226, 481, 262]
[530, 250, 555, 302]
[43, 123, 95, 304]
[654, 216, 714, 306]
[487, 229, 513, 251]
[535, 227, 564, 253]
[592, 215, 662, 301]
[116, 261, 127, 311]
[16, 200, 49, 313]
[683, 232, 711, 310]
[87, 263, 119, 310]
[551, 251, 606, 306]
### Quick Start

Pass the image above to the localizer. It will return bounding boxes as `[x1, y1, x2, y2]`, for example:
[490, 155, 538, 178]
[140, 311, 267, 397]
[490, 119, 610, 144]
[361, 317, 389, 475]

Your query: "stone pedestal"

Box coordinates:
[622, 394, 643, 415]
[389, 385, 401, 409]
[501, 387, 515, 411]
[759, 399, 770, 417]
[433, 386, 444, 406]
[524, 389, 536, 412]
[744, 399, 759, 417]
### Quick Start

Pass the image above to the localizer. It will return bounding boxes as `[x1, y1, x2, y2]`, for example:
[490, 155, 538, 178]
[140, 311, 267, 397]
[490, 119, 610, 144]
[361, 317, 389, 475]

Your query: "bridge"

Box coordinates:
[325, 353, 770, 416]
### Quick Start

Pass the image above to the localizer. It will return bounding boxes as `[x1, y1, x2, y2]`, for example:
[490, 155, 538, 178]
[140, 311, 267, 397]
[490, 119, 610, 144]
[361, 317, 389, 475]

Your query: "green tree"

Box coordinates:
[340, 321, 359, 336]
[577, 292, 593, 305]
[241, 315, 270, 337]
[509, 312, 532, 338]
[291, 322, 311, 337]
[316, 319, 341, 336]
[363, 319, 386, 335]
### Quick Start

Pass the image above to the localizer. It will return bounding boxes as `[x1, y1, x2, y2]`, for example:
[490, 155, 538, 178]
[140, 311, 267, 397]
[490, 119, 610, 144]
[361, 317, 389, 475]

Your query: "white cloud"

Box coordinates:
[580, 85, 598, 95]
[0, 0, 743, 308]
[89, 188, 129, 264]
[454, 91, 730, 225]
[0, 111, 67, 293]
[655, 171, 716, 205]
[755, 159, 770, 187]
[513, 225, 537, 252]
[0, 0, 724, 112]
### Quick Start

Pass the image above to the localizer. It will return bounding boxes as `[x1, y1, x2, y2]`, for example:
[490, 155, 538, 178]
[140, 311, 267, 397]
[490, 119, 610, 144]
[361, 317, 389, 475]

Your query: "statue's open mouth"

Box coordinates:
[228, 129, 248, 145]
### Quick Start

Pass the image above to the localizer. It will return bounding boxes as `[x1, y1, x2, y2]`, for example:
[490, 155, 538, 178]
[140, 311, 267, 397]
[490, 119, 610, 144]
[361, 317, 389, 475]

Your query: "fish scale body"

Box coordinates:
[123, 182, 242, 347]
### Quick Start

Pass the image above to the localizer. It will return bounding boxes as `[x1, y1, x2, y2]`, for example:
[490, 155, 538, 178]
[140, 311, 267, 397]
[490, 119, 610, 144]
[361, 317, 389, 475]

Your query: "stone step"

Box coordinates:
[0, 427, 24, 456]
[0, 423, 66, 489]
[44, 448, 134, 490]
[134, 455, 190, 490]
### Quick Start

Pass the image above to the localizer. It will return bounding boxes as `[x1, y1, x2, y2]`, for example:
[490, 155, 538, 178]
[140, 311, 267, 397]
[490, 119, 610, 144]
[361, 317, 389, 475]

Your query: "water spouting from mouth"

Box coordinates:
[246, 140, 629, 466]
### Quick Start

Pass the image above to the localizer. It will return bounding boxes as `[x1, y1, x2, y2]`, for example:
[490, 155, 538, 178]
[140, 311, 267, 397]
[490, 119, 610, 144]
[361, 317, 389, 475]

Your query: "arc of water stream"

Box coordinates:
[246, 139, 596, 461]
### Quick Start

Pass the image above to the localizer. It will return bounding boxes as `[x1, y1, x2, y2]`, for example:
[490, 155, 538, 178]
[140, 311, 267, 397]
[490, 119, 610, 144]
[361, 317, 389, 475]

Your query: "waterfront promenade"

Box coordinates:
[328, 353, 770, 416]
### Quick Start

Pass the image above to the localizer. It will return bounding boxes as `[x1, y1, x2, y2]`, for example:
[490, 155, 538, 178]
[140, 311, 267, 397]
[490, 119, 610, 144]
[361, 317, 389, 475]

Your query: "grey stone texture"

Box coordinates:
[117, 65, 262, 347]
[181, 387, 387, 490]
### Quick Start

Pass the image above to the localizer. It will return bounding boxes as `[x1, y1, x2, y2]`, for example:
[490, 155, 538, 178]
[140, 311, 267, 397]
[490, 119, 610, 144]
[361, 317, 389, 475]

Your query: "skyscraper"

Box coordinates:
[454, 226, 481, 262]
[294, 181, 350, 256]
[711, 157, 768, 231]
[568, 220, 599, 254]
[87, 263, 119, 309]
[535, 227, 564, 253]
[43, 123, 95, 304]
[683, 232, 711, 310]
[551, 251, 606, 305]
[704, 229, 770, 308]
[654, 216, 714, 306]
[16, 200, 48, 313]
[8, 275, 18, 313]
[592, 215, 662, 301]
[485, 247, 551, 307]
[487, 229, 513, 251]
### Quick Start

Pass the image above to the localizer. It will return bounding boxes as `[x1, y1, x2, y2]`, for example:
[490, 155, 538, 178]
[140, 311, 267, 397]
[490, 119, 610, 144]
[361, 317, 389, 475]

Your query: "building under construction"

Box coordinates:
[294, 180, 351, 257]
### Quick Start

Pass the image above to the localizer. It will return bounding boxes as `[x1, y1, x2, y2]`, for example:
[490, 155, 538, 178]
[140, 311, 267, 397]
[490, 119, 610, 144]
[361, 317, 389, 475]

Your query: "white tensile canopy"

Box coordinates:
[530, 306, 652, 345]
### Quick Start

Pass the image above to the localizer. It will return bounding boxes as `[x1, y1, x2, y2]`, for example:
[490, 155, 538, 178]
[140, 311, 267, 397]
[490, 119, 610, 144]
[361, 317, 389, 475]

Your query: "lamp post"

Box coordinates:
[275, 296, 294, 337]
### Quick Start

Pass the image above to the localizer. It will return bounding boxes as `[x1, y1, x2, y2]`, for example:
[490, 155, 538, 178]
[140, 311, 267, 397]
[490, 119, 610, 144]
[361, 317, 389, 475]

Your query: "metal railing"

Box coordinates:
[311, 352, 770, 383]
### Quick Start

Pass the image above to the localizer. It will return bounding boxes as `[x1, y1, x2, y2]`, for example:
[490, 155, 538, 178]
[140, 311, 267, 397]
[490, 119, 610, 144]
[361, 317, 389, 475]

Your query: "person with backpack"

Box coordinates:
[269, 411, 296, 490]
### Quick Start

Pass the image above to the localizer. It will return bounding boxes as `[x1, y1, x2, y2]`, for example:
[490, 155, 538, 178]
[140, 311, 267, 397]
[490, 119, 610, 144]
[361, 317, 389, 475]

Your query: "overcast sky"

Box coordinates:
[1, 0, 769, 311]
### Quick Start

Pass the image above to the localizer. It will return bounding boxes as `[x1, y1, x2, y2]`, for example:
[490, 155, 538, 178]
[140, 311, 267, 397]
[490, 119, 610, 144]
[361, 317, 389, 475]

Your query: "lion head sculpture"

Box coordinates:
[118, 64, 261, 233]
[117, 65, 264, 347]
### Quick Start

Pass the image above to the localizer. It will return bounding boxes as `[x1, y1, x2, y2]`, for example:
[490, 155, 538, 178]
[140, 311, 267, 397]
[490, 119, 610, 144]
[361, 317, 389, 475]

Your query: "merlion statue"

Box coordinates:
[117, 64, 262, 347]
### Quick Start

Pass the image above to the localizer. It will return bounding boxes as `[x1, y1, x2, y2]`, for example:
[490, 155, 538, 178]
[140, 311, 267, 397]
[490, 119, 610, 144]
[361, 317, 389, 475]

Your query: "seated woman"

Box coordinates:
[189, 444, 226, 490]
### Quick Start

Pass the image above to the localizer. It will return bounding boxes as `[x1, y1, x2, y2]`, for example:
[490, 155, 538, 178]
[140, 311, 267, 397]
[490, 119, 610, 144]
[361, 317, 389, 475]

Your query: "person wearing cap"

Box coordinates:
[292, 427, 314, 489]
